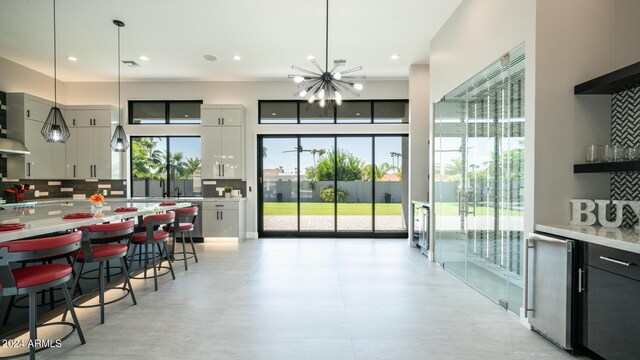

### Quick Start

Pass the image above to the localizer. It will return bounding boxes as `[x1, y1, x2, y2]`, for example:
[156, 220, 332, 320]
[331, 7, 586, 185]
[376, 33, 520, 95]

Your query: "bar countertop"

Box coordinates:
[535, 223, 640, 254]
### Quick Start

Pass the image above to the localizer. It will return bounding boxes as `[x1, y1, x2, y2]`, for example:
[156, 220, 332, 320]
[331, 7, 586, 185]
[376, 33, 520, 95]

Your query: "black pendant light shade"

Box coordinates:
[110, 19, 129, 152]
[42, 0, 71, 143]
[110, 124, 129, 152]
[41, 107, 71, 143]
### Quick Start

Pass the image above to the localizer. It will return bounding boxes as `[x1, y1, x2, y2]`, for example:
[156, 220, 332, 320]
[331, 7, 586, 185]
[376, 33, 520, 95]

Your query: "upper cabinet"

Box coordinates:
[201, 105, 244, 127]
[6, 93, 122, 180]
[201, 104, 245, 179]
[574, 61, 640, 95]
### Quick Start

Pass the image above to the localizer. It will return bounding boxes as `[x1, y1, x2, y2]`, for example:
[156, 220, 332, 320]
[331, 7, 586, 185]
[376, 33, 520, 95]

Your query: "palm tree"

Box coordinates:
[185, 157, 202, 176]
[164, 151, 189, 179]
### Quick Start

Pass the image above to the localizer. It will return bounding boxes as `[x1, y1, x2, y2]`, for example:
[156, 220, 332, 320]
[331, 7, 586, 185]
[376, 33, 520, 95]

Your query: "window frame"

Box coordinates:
[128, 100, 204, 125]
[258, 99, 409, 125]
[129, 135, 202, 198]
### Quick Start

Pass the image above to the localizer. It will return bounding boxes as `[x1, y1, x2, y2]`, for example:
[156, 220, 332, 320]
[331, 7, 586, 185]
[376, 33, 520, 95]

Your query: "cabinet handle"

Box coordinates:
[599, 256, 633, 267]
[220, 211, 223, 220]
[222, 164, 224, 177]
[73, 118, 76, 126]
[578, 268, 585, 293]
[216, 211, 219, 220]
[218, 117, 221, 125]
[73, 165, 76, 178]
[222, 118, 224, 125]
[27, 162, 31, 177]
[215, 204, 224, 207]
[27, 110, 30, 118]
[218, 164, 221, 176]
[90, 165, 93, 177]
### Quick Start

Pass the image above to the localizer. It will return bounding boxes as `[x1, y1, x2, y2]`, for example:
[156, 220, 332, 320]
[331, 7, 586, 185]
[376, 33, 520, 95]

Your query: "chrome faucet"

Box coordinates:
[159, 179, 167, 198]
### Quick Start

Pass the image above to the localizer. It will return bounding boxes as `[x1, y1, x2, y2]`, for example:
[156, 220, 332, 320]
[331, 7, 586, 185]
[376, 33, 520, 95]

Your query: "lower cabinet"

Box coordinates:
[202, 200, 246, 239]
[581, 243, 640, 360]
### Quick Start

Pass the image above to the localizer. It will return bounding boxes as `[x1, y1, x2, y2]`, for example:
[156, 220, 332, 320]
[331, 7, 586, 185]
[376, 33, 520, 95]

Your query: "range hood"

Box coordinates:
[0, 138, 30, 155]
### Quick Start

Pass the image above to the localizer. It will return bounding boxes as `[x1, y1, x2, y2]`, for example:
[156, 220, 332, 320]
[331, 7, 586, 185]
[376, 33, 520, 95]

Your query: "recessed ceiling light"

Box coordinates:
[203, 54, 217, 62]
[356, 112, 361, 116]
[184, 114, 189, 118]
[306, 55, 315, 60]
[233, 55, 241, 61]
[271, 113, 277, 116]
[390, 54, 399, 60]
[139, 55, 149, 61]
[67, 56, 78, 61]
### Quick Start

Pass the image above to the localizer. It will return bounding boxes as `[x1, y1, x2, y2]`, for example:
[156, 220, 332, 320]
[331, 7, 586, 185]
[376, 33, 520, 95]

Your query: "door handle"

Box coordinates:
[599, 256, 633, 267]
[73, 165, 76, 177]
[578, 268, 585, 293]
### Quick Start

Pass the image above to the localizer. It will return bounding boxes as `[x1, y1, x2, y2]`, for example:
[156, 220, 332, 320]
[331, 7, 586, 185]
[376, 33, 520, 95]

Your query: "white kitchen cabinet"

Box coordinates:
[201, 106, 243, 127]
[202, 200, 246, 239]
[7, 94, 55, 179]
[201, 104, 245, 179]
[64, 105, 120, 179]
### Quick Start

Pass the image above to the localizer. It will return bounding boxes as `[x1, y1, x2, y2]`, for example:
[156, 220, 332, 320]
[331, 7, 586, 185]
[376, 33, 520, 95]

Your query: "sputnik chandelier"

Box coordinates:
[288, 0, 365, 107]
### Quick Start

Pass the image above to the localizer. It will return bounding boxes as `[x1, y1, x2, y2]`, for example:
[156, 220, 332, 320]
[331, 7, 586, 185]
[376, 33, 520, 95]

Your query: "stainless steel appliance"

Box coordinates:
[412, 201, 429, 256]
[525, 232, 575, 350]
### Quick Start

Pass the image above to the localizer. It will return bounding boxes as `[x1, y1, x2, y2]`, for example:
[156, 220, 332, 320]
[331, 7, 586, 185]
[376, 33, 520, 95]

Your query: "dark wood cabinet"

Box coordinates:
[582, 244, 640, 360]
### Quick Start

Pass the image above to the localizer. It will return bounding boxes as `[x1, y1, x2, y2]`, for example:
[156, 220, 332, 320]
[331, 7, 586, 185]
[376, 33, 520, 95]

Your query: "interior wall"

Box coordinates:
[429, 0, 536, 244]
[409, 65, 429, 203]
[0, 57, 66, 103]
[62, 79, 409, 237]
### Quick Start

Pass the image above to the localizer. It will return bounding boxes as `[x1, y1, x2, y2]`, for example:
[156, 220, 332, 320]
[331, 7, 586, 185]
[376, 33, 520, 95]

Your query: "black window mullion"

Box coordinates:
[297, 137, 301, 233]
[334, 136, 338, 233]
[165, 137, 171, 196]
[372, 136, 376, 233]
[370, 101, 375, 124]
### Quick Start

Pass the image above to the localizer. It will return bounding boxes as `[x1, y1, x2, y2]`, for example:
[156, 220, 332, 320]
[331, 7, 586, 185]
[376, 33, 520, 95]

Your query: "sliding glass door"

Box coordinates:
[433, 44, 525, 314]
[258, 135, 408, 237]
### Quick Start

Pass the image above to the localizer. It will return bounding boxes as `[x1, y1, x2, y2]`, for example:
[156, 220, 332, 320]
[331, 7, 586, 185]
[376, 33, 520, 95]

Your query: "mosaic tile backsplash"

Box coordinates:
[0, 179, 127, 203]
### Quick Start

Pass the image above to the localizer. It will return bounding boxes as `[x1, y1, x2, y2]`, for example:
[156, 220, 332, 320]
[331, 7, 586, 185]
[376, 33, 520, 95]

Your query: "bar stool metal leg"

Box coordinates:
[99, 261, 105, 324]
[189, 232, 198, 263]
[120, 257, 137, 305]
[60, 283, 86, 344]
[29, 291, 37, 360]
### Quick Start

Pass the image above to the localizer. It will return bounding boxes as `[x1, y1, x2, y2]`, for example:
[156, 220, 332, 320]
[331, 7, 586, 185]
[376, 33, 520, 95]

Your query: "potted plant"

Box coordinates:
[89, 193, 105, 214]
[224, 186, 233, 199]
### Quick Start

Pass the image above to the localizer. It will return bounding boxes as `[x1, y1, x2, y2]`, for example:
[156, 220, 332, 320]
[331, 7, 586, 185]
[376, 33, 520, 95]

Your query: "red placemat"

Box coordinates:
[0, 223, 26, 232]
[114, 207, 138, 212]
[63, 213, 94, 219]
[160, 202, 176, 206]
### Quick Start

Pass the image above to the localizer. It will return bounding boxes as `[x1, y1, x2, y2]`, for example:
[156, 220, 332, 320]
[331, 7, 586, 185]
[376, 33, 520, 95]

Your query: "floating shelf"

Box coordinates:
[574, 61, 640, 94]
[574, 161, 640, 173]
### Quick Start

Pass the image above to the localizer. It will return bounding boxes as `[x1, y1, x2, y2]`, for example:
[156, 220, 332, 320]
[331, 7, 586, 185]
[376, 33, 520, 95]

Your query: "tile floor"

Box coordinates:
[28, 238, 583, 360]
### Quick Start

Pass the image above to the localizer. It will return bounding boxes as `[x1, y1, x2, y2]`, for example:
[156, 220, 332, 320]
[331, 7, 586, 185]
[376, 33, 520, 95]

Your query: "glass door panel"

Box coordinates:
[261, 137, 299, 232]
[300, 137, 335, 232]
[374, 136, 409, 232]
[433, 44, 525, 314]
[131, 137, 167, 197]
[337, 137, 372, 231]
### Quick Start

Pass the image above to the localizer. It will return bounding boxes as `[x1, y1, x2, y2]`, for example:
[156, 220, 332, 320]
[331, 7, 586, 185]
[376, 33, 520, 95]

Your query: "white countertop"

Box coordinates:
[0, 197, 246, 208]
[0, 201, 192, 243]
[535, 224, 640, 254]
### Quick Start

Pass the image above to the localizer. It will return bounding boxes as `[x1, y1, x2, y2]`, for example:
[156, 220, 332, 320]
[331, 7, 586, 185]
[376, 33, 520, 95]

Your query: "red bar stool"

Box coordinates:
[63, 220, 137, 324]
[165, 206, 199, 270]
[0, 231, 86, 360]
[128, 212, 176, 291]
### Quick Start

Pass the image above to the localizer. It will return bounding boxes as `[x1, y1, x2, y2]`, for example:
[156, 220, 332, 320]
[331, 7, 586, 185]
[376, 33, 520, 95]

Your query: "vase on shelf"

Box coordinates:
[91, 203, 104, 215]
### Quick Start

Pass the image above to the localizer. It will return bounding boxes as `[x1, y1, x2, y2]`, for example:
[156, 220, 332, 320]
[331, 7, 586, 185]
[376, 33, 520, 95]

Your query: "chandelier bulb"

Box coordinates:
[319, 99, 326, 108]
[308, 95, 316, 104]
[299, 90, 308, 97]
[353, 83, 364, 91]
[293, 76, 304, 84]
[333, 72, 342, 80]
[318, 88, 325, 99]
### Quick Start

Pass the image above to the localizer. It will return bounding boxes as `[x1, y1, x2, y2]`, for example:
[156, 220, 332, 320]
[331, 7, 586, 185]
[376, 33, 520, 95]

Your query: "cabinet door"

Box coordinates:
[74, 109, 94, 127]
[202, 209, 217, 237]
[218, 209, 238, 237]
[201, 126, 222, 178]
[220, 126, 242, 178]
[65, 109, 78, 127]
[51, 143, 66, 179]
[65, 127, 78, 178]
[75, 127, 94, 178]
[93, 109, 113, 127]
[201, 108, 221, 127]
[24, 119, 52, 179]
[93, 127, 113, 179]
[586, 266, 640, 360]
[25, 99, 51, 122]
[220, 108, 243, 127]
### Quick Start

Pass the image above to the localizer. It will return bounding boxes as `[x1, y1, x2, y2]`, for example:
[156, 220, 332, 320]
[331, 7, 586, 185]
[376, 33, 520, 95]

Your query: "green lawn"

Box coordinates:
[264, 202, 402, 216]
[263, 202, 523, 216]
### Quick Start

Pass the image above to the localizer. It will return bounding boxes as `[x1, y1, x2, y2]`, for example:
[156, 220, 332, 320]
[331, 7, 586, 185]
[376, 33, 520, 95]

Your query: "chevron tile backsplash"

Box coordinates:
[611, 86, 640, 227]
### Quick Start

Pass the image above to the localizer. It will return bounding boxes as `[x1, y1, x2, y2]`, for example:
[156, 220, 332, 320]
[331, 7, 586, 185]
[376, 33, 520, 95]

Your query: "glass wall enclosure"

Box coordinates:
[433, 44, 525, 314]
[259, 135, 408, 237]
[130, 136, 202, 198]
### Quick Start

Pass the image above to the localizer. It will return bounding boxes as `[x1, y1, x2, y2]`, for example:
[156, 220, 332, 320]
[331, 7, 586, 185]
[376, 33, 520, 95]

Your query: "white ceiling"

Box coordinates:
[0, 0, 461, 82]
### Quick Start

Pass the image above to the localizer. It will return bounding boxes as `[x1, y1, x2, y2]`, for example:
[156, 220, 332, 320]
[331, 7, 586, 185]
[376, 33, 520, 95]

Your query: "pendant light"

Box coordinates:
[288, 0, 365, 107]
[41, 0, 71, 143]
[110, 19, 129, 152]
